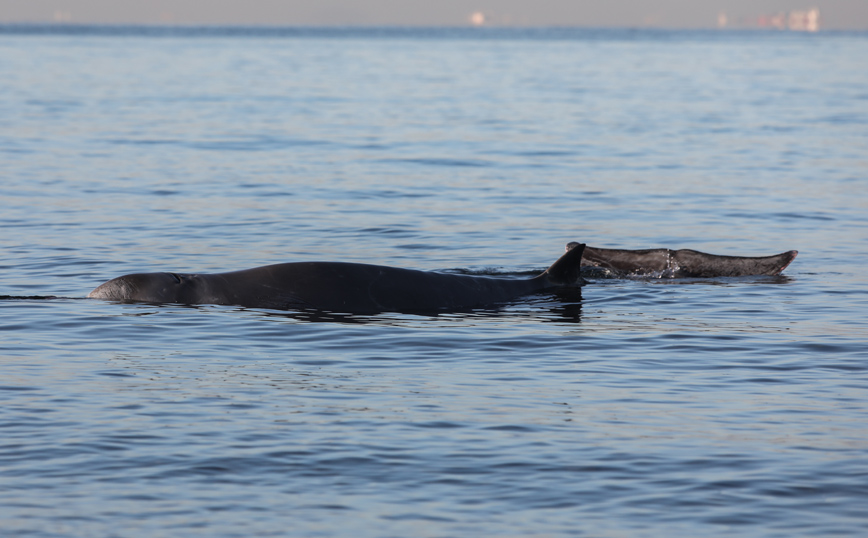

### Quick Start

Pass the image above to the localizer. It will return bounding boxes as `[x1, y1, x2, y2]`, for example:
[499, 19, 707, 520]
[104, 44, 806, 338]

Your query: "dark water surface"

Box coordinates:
[1, 26, 867, 537]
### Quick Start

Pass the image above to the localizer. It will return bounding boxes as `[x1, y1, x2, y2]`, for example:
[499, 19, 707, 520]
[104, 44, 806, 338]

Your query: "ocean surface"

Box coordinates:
[1, 25, 867, 537]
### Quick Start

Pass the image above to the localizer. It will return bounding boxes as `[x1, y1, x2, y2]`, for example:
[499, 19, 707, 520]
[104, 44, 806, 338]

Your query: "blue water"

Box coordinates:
[2, 26, 867, 537]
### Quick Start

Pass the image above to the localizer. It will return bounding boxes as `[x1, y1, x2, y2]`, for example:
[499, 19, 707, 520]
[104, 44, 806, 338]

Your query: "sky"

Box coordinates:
[2, 0, 867, 30]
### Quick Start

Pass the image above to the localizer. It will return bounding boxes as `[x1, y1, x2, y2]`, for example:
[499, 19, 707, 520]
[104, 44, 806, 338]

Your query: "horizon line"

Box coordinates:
[1, 21, 859, 32]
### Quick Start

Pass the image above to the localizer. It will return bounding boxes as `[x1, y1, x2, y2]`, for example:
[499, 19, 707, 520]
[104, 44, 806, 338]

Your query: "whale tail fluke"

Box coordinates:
[538, 242, 586, 286]
[579, 245, 798, 277]
[670, 249, 798, 277]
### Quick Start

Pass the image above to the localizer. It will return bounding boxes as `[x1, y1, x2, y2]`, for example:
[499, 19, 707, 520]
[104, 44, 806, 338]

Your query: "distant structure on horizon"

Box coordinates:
[718, 7, 820, 32]
[469, 11, 486, 27]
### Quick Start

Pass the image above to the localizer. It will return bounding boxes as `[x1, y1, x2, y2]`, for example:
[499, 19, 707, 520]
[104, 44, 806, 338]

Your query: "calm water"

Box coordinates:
[1, 26, 867, 537]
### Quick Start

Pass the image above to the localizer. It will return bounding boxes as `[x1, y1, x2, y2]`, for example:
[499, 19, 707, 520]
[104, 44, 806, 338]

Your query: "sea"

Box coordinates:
[1, 25, 866, 537]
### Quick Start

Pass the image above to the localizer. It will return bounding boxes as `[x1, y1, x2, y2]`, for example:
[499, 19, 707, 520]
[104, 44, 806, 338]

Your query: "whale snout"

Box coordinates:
[88, 272, 181, 302]
[88, 277, 131, 300]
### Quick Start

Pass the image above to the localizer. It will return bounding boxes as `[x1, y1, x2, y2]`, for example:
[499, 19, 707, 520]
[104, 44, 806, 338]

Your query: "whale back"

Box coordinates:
[87, 243, 588, 314]
[211, 244, 586, 313]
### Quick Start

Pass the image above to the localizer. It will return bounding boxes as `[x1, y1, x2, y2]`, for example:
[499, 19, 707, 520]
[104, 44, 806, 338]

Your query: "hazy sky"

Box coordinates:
[3, 0, 867, 29]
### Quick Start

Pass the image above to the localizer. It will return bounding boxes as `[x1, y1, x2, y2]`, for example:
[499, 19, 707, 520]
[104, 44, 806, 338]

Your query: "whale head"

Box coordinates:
[88, 272, 196, 304]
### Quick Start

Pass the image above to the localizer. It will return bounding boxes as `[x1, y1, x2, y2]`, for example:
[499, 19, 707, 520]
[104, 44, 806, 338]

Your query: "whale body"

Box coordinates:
[88, 243, 587, 314]
[88, 242, 798, 313]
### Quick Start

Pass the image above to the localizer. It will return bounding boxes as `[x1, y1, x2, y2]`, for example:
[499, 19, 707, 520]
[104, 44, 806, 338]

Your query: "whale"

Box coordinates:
[575, 243, 798, 278]
[87, 242, 798, 314]
[88, 243, 588, 314]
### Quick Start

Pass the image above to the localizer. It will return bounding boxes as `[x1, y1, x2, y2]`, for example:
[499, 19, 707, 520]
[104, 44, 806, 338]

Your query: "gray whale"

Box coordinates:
[88, 243, 588, 314]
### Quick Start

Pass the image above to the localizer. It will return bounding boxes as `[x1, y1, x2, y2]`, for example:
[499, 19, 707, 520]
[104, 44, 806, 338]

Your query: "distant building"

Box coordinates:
[788, 9, 820, 32]
[755, 8, 820, 32]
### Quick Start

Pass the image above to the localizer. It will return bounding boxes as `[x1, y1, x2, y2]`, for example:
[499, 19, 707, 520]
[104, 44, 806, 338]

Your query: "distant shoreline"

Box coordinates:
[1, 23, 863, 38]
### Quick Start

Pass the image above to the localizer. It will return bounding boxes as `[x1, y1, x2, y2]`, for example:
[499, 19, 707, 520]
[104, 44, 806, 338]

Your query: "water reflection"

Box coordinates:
[250, 288, 583, 326]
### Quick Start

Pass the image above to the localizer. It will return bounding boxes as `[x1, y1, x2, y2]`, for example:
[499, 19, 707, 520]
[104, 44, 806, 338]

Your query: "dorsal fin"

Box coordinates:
[538, 243, 586, 286]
